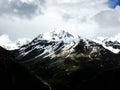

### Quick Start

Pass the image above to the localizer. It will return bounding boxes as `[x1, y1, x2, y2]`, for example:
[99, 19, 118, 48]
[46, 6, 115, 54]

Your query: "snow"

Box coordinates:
[103, 45, 120, 54]
[18, 30, 81, 59]
[36, 30, 76, 42]
[2, 30, 120, 60]
[43, 32, 54, 40]
[110, 33, 120, 43]
[94, 34, 120, 54]
[95, 34, 120, 43]
[94, 37, 107, 44]
[1, 30, 120, 55]
[16, 38, 31, 47]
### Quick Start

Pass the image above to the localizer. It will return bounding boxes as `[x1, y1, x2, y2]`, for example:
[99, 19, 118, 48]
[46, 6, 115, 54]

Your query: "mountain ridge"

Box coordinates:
[14, 31, 120, 62]
[1, 30, 120, 54]
[0, 31, 120, 90]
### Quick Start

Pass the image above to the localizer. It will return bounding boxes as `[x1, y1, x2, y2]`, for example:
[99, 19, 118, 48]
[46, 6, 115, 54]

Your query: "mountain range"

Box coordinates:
[0, 30, 120, 90]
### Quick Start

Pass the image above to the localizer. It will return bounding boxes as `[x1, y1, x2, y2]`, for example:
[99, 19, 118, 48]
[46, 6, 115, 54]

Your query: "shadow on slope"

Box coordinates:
[0, 46, 49, 90]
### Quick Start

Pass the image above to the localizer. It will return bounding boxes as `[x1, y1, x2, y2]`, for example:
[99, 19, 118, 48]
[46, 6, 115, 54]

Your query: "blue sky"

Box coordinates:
[108, 0, 120, 8]
[0, 0, 120, 40]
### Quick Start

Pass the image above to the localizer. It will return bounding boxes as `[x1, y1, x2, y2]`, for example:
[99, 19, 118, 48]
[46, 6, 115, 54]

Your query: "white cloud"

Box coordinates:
[42, 0, 110, 38]
[0, 34, 31, 50]
[93, 6, 120, 37]
[0, 34, 18, 50]
[0, 34, 11, 44]
[0, 0, 120, 40]
[20, 0, 35, 3]
[0, 0, 45, 18]
[94, 6, 120, 28]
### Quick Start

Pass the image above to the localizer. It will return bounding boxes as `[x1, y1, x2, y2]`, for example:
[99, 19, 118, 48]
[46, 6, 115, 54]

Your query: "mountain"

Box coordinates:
[10, 30, 120, 90]
[15, 30, 120, 62]
[0, 31, 120, 90]
[0, 46, 49, 90]
[15, 30, 80, 60]
[94, 34, 120, 53]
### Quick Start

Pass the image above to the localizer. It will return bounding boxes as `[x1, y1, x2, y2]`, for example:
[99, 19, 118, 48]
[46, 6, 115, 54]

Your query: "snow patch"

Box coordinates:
[94, 34, 120, 54]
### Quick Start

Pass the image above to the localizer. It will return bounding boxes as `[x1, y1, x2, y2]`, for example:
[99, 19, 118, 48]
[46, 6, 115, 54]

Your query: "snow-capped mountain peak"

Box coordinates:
[1, 31, 120, 59]
[94, 34, 120, 54]
[18, 30, 81, 60]
[34, 30, 75, 42]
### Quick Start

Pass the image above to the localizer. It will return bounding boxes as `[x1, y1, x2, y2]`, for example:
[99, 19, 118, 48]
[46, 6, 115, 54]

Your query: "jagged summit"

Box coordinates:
[17, 30, 81, 60]
[33, 30, 75, 42]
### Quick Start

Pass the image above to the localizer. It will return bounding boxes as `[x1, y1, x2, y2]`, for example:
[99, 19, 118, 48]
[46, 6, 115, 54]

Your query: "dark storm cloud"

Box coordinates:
[0, 0, 45, 18]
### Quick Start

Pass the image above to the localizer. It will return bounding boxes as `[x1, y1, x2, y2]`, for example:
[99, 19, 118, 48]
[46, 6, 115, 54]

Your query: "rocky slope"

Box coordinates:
[0, 31, 120, 90]
[10, 31, 120, 90]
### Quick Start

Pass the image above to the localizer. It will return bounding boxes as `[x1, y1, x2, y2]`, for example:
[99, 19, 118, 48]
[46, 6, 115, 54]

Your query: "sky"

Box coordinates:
[0, 0, 120, 41]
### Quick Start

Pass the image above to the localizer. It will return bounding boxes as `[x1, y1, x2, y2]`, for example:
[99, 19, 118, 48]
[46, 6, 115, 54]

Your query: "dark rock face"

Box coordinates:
[105, 40, 120, 49]
[0, 47, 49, 90]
